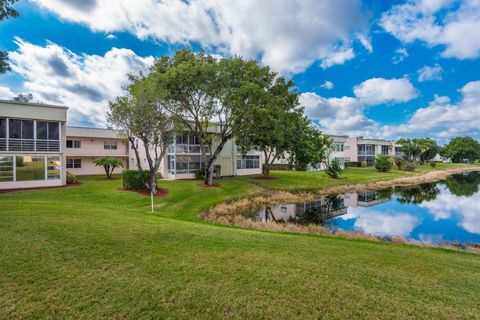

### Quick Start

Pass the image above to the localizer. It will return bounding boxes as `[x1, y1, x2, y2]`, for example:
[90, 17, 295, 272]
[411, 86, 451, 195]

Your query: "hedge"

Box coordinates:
[122, 169, 152, 190]
[264, 163, 292, 171]
[344, 161, 361, 168]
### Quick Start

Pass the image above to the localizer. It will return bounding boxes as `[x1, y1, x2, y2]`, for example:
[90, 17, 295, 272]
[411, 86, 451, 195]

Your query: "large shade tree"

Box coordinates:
[441, 136, 480, 163]
[138, 50, 282, 185]
[236, 76, 303, 176]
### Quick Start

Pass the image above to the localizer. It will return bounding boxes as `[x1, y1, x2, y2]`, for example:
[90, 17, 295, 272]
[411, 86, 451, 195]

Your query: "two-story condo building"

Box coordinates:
[0, 100, 67, 190]
[65, 126, 129, 176]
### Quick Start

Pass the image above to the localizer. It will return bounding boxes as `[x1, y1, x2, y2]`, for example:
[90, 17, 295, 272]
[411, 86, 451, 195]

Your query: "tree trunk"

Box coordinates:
[104, 165, 110, 179]
[203, 138, 228, 185]
[148, 172, 157, 195]
[129, 137, 142, 170]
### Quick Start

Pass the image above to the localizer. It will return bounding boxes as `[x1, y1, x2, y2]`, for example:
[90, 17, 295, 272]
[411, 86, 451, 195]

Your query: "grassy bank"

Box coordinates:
[1, 164, 480, 319]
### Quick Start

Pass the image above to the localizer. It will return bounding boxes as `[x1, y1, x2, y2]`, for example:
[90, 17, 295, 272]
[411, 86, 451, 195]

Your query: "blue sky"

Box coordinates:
[0, 0, 479, 141]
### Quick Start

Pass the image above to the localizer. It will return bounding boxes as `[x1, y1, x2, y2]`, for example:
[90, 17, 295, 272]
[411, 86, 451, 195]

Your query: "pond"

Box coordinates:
[252, 171, 480, 244]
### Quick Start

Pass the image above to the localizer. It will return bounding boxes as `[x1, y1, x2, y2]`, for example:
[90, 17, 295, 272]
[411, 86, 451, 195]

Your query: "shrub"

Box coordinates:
[195, 170, 204, 180]
[402, 163, 416, 171]
[360, 161, 368, 168]
[324, 159, 343, 179]
[345, 161, 361, 168]
[66, 171, 78, 184]
[429, 161, 437, 168]
[374, 154, 393, 172]
[265, 163, 292, 171]
[122, 169, 151, 190]
[392, 156, 407, 170]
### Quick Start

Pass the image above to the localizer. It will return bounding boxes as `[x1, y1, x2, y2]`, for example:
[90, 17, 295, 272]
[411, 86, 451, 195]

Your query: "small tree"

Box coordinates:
[374, 154, 393, 172]
[397, 138, 421, 162]
[324, 158, 343, 179]
[107, 95, 143, 170]
[94, 157, 123, 179]
[287, 117, 331, 171]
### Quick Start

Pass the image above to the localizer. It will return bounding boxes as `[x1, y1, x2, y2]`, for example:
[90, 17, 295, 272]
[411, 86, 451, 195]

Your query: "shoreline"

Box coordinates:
[200, 166, 480, 253]
[317, 166, 480, 195]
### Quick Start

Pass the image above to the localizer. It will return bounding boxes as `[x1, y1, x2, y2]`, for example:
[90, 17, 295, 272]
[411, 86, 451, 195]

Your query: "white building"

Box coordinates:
[0, 100, 67, 190]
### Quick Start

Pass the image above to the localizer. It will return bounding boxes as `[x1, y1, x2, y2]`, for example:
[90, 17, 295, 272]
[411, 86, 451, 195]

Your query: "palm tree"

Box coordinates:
[93, 157, 123, 179]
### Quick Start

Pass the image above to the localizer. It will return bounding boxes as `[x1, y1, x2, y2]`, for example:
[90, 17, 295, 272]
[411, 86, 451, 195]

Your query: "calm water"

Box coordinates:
[252, 171, 480, 244]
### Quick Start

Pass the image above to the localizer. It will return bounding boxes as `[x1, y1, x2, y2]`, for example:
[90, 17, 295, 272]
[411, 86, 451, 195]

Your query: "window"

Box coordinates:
[16, 156, 45, 181]
[0, 118, 5, 139]
[381, 145, 389, 155]
[344, 145, 350, 151]
[333, 143, 344, 152]
[104, 141, 117, 150]
[66, 140, 81, 148]
[47, 156, 61, 180]
[66, 158, 81, 169]
[9, 119, 21, 139]
[48, 122, 59, 140]
[345, 157, 351, 162]
[237, 155, 260, 169]
[36, 121, 47, 139]
[0, 156, 13, 182]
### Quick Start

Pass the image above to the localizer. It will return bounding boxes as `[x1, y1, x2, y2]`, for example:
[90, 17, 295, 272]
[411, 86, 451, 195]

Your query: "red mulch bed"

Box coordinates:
[0, 183, 81, 194]
[253, 175, 278, 180]
[117, 187, 168, 197]
[197, 183, 222, 188]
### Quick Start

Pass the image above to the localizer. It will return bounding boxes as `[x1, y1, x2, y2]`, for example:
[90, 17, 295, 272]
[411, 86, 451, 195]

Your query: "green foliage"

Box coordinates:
[397, 138, 439, 163]
[345, 162, 361, 168]
[402, 163, 416, 171]
[66, 172, 78, 184]
[430, 161, 437, 168]
[324, 158, 343, 179]
[392, 156, 406, 169]
[360, 161, 367, 168]
[287, 117, 331, 171]
[0, 0, 18, 74]
[374, 154, 393, 172]
[444, 172, 480, 197]
[122, 169, 151, 190]
[94, 156, 123, 179]
[441, 136, 480, 163]
[265, 163, 292, 171]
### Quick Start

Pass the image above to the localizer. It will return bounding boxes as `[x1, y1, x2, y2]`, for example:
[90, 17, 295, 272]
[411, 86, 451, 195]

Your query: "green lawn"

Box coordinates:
[1, 164, 480, 319]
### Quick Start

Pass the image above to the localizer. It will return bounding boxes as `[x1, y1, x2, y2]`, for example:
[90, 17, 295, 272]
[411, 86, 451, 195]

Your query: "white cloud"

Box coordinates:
[353, 78, 418, 105]
[8, 38, 153, 126]
[392, 47, 408, 64]
[417, 64, 442, 82]
[320, 81, 334, 90]
[0, 86, 14, 99]
[357, 33, 373, 53]
[420, 186, 480, 234]
[380, 0, 480, 60]
[382, 81, 480, 139]
[31, 0, 370, 74]
[301, 77, 418, 136]
[106, 34, 117, 40]
[342, 207, 421, 238]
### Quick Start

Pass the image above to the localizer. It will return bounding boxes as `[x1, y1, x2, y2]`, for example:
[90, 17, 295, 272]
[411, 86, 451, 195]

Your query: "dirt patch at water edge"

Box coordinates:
[318, 166, 480, 196]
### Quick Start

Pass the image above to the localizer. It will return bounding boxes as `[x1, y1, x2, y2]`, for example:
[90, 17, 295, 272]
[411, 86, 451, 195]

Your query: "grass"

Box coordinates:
[1, 164, 480, 319]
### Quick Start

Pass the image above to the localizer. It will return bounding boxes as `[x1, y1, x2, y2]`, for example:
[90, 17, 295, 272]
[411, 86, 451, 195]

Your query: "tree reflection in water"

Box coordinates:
[443, 172, 480, 197]
[395, 183, 441, 204]
[290, 195, 345, 227]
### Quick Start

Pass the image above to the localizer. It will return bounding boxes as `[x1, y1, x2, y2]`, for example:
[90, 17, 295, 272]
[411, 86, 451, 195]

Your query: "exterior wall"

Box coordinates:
[0, 100, 67, 190]
[65, 127, 129, 176]
[66, 156, 127, 176]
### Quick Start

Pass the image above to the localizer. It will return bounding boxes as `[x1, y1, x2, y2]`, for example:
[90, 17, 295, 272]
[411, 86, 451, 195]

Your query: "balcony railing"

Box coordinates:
[168, 144, 210, 154]
[0, 139, 60, 152]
